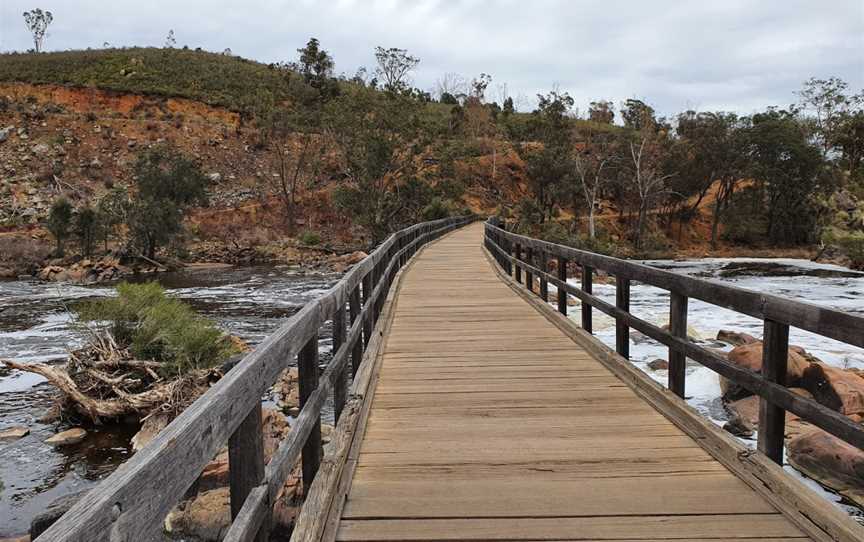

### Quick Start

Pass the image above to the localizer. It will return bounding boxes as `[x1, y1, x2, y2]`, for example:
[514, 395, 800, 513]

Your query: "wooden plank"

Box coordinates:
[337, 514, 804, 541]
[758, 319, 790, 465]
[228, 405, 267, 542]
[668, 291, 688, 398]
[299, 333, 322, 493]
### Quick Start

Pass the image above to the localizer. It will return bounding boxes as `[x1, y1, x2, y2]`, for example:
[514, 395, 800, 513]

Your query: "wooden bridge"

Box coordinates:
[37, 218, 864, 542]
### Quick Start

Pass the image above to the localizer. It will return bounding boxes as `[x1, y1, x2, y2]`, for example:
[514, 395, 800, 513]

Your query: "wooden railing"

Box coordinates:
[36, 216, 473, 542]
[484, 219, 864, 462]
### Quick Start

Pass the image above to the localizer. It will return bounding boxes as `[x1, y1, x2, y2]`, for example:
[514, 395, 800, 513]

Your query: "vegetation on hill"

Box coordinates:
[1, 37, 862, 270]
[0, 47, 290, 112]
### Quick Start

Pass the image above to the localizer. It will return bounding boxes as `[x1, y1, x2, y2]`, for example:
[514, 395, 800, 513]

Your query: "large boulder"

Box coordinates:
[720, 342, 810, 401]
[801, 363, 864, 417]
[788, 429, 864, 509]
[724, 389, 814, 440]
[716, 330, 758, 347]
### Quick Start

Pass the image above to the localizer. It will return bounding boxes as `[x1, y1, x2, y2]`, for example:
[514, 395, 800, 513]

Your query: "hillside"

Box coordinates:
[0, 47, 290, 112]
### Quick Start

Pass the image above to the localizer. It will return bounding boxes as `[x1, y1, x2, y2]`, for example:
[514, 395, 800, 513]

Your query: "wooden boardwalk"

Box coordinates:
[335, 223, 809, 541]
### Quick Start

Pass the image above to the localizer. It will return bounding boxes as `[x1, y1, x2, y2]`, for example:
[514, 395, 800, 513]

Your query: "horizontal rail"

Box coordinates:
[484, 221, 864, 457]
[37, 215, 473, 542]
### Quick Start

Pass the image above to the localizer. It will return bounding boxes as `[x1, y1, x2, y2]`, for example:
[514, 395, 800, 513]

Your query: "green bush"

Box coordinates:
[299, 230, 322, 246]
[78, 282, 239, 376]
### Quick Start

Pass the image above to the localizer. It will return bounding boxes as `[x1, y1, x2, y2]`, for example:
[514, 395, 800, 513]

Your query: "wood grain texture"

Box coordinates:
[334, 223, 812, 542]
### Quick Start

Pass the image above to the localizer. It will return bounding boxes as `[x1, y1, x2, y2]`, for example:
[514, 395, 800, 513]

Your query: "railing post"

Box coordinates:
[758, 319, 789, 464]
[361, 272, 373, 346]
[298, 334, 321, 493]
[615, 275, 630, 359]
[539, 250, 548, 302]
[332, 303, 348, 422]
[557, 256, 568, 315]
[349, 286, 362, 375]
[668, 292, 688, 398]
[525, 246, 533, 292]
[581, 265, 593, 333]
[514, 242, 522, 282]
[506, 238, 514, 277]
[228, 405, 268, 542]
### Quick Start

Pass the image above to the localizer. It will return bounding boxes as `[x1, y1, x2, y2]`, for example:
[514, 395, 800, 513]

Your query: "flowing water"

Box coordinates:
[0, 265, 337, 537]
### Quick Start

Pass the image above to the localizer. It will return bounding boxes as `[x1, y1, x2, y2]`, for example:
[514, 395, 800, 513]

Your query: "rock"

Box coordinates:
[31, 143, 50, 155]
[30, 490, 88, 538]
[0, 535, 30, 542]
[206, 172, 222, 183]
[321, 423, 334, 444]
[647, 359, 668, 371]
[89, 157, 102, 169]
[164, 487, 231, 541]
[716, 330, 758, 346]
[723, 415, 754, 438]
[787, 429, 864, 509]
[720, 342, 810, 401]
[0, 266, 16, 279]
[0, 426, 30, 441]
[724, 390, 814, 440]
[801, 363, 864, 417]
[45, 427, 87, 447]
[131, 413, 170, 451]
[127, 139, 137, 148]
[0, 125, 13, 143]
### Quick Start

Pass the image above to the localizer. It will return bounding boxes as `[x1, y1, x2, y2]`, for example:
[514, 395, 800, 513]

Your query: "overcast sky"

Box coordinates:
[1, 0, 862, 116]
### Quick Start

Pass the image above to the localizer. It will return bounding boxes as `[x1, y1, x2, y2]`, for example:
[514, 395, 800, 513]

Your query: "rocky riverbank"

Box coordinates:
[716, 331, 864, 509]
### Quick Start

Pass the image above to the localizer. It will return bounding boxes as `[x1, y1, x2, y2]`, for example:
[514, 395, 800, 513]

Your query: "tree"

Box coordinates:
[469, 73, 492, 103]
[47, 197, 72, 256]
[588, 100, 615, 124]
[164, 29, 176, 48]
[127, 146, 209, 259]
[796, 77, 859, 156]
[621, 98, 656, 131]
[573, 128, 617, 238]
[626, 130, 675, 249]
[746, 108, 826, 245]
[296, 37, 338, 99]
[502, 97, 515, 115]
[374, 47, 420, 93]
[516, 91, 575, 223]
[676, 111, 750, 247]
[96, 186, 130, 252]
[74, 206, 98, 258]
[23, 8, 53, 53]
[326, 86, 425, 244]
[434, 72, 467, 102]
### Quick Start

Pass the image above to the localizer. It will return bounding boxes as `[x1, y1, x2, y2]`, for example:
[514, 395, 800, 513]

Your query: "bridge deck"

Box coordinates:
[336, 223, 808, 541]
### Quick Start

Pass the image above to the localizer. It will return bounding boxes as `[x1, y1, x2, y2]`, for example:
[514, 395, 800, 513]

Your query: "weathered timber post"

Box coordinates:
[668, 292, 688, 398]
[525, 247, 533, 292]
[298, 334, 322, 492]
[581, 265, 593, 333]
[758, 319, 789, 464]
[539, 250, 548, 302]
[228, 405, 268, 542]
[514, 242, 522, 282]
[332, 303, 347, 422]
[361, 273, 373, 346]
[615, 275, 630, 359]
[349, 286, 362, 375]
[557, 256, 568, 315]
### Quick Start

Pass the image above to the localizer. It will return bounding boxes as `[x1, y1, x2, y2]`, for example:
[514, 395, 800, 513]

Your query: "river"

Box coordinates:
[1, 258, 863, 536]
[0, 265, 337, 537]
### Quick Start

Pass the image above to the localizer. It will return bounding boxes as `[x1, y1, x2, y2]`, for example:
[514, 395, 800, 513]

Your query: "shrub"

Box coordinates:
[299, 230, 322, 246]
[78, 282, 239, 376]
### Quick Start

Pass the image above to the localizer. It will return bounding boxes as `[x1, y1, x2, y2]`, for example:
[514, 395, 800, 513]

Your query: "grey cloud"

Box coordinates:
[1, 0, 861, 116]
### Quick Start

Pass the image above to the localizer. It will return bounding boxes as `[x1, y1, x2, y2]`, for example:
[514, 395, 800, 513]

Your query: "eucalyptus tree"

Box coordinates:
[23, 8, 52, 52]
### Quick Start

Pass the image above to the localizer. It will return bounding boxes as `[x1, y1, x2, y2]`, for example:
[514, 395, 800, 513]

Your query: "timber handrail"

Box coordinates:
[484, 219, 864, 461]
[36, 215, 473, 542]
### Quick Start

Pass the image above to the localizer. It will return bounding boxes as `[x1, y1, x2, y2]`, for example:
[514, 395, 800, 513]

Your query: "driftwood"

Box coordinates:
[1, 358, 212, 423]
